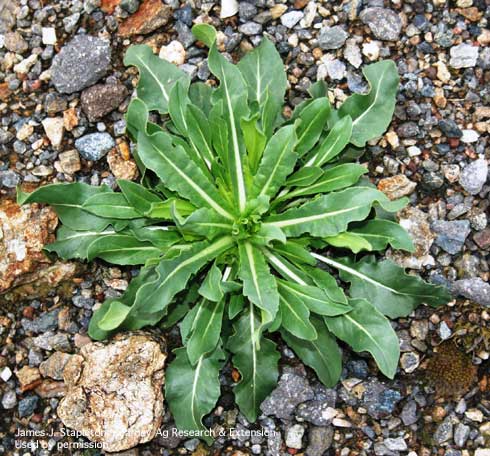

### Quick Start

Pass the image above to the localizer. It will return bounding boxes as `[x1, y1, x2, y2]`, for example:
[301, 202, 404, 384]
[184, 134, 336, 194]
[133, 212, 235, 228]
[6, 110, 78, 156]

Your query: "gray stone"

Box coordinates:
[21, 309, 60, 334]
[238, 22, 263, 36]
[438, 119, 463, 138]
[361, 379, 401, 419]
[0, 170, 21, 188]
[32, 331, 71, 352]
[280, 11, 304, 28]
[431, 220, 471, 254]
[261, 370, 314, 419]
[18, 395, 39, 417]
[433, 417, 453, 444]
[51, 35, 111, 94]
[81, 83, 128, 122]
[75, 132, 115, 161]
[452, 278, 490, 307]
[384, 437, 408, 451]
[326, 59, 346, 80]
[285, 424, 305, 449]
[360, 7, 402, 41]
[305, 426, 333, 456]
[296, 400, 337, 425]
[459, 159, 488, 195]
[454, 423, 470, 448]
[120, 0, 140, 13]
[4, 31, 28, 53]
[401, 400, 417, 425]
[318, 26, 348, 50]
[450, 44, 479, 69]
[1, 390, 17, 409]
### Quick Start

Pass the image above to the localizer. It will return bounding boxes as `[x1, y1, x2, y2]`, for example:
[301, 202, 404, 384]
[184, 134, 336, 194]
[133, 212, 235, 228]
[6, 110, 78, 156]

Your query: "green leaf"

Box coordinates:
[198, 264, 224, 302]
[281, 316, 342, 387]
[131, 225, 181, 249]
[118, 179, 164, 214]
[305, 115, 353, 167]
[295, 98, 331, 156]
[87, 233, 161, 265]
[228, 294, 245, 319]
[124, 45, 189, 114]
[240, 115, 267, 173]
[281, 164, 368, 201]
[173, 207, 233, 240]
[17, 183, 112, 231]
[238, 241, 279, 326]
[189, 82, 214, 116]
[286, 166, 323, 187]
[252, 125, 297, 199]
[265, 187, 407, 238]
[44, 226, 116, 260]
[208, 43, 249, 213]
[135, 236, 234, 313]
[272, 241, 316, 266]
[98, 301, 131, 331]
[83, 192, 142, 219]
[237, 36, 287, 115]
[137, 130, 234, 221]
[314, 254, 451, 318]
[191, 23, 217, 48]
[187, 298, 224, 365]
[325, 298, 400, 378]
[304, 266, 348, 305]
[277, 279, 351, 317]
[166, 345, 225, 442]
[338, 60, 399, 147]
[350, 219, 414, 252]
[227, 306, 280, 422]
[186, 104, 215, 166]
[324, 232, 373, 253]
[278, 283, 317, 340]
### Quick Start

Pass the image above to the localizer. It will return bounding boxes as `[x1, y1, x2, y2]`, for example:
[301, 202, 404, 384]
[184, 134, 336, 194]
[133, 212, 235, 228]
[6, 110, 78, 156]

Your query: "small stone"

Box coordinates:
[281, 11, 304, 28]
[442, 164, 460, 183]
[325, 59, 346, 80]
[4, 31, 28, 53]
[432, 220, 471, 254]
[21, 309, 60, 334]
[15, 55, 37, 75]
[57, 332, 166, 452]
[449, 43, 479, 68]
[42, 27, 57, 45]
[16, 123, 34, 141]
[433, 417, 453, 444]
[344, 39, 362, 68]
[159, 40, 185, 65]
[0, 366, 12, 382]
[377, 174, 417, 200]
[16, 366, 41, 390]
[400, 352, 420, 373]
[75, 133, 115, 161]
[474, 229, 490, 249]
[360, 7, 402, 41]
[362, 379, 401, 419]
[59, 150, 81, 174]
[81, 83, 128, 122]
[459, 159, 488, 195]
[305, 426, 333, 456]
[435, 61, 451, 82]
[42, 117, 64, 149]
[401, 400, 418, 425]
[32, 331, 71, 352]
[51, 35, 111, 94]
[238, 22, 263, 35]
[18, 395, 39, 418]
[454, 423, 470, 448]
[63, 108, 79, 131]
[1, 390, 17, 409]
[286, 424, 305, 449]
[475, 451, 490, 456]
[397, 121, 419, 138]
[465, 408, 484, 422]
[121, 0, 140, 13]
[461, 129, 479, 143]
[107, 146, 139, 181]
[270, 4, 287, 19]
[362, 41, 380, 60]
[118, 0, 172, 36]
[318, 26, 348, 50]
[384, 437, 408, 451]
[438, 321, 452, 340]
[453, 278, 490, 307]
[39, 352, 73, 380]
[477, 29, 490, 45]
[438, 119, 462, 138]
[221, 0, 238, 18]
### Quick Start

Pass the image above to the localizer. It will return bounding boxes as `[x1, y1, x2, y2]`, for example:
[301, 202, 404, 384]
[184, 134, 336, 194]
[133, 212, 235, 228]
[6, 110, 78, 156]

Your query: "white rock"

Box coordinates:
[344, 39, 362, 68]
[362, 41, 380, 61]
[449, 43, 479, 69]
[281, 10, 304, 28]
[475, 450, 490, 456]
[0, 366, 12, 382]
[13, 54, 38, 74]
[42, 27, 57, 45]
[465, 408, 484, 422]
[436, 61, 451, 82]
[42, 117, 65, 149]
[220, 0, 238, 18]
[300, 2, 317, 28]
[159, 40, 185, 66]
[461, 129, 479, 143]
[407, 145, 421, 156]
[326, 59, 346, 80]
[285, 424, 304, 449]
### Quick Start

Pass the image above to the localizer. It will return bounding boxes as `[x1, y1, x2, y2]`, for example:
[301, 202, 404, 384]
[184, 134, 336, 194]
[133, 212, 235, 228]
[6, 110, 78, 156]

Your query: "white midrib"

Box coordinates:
[154, 144, 233, 220]
[249, 303, 257, 410]
[190, 356, 203, 428]
[306, 131, 343, 167]
[279, 295, 307, 330]
[136, 55, 169, 102]
[222, 66, 247, 213]
[245, 242, 264, 307]
[258, 135, 293, 198]
[267, 205, 362, 228]
[287, 173, 353, 199]
[262, 250, 307, 286]
[63, 229, 115, 240]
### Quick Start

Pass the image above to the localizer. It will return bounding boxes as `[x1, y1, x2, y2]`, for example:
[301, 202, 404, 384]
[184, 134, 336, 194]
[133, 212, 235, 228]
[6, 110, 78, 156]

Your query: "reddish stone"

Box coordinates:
[0, 82, 11, 101]
[118, 0, 172, 36]
[101, 0, 120, 13]
[474, 229, 490, 249]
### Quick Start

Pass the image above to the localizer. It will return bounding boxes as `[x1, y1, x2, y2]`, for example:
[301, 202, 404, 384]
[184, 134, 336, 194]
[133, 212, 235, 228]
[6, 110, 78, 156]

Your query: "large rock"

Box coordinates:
[51, 35, 111, 94]
[0, 199, 76, 295]
[57, 332, 167, 453]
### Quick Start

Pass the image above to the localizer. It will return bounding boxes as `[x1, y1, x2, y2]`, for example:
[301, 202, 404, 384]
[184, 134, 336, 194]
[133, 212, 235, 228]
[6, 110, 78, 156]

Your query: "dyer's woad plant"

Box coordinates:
[19, 25, 450, 435]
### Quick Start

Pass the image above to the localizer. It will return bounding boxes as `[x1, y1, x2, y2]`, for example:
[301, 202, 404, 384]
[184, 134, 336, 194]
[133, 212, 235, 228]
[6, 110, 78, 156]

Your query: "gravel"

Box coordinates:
[75, 132, 115, 161]
[459, 158, 488, 195]
[359, 7, 402, 41]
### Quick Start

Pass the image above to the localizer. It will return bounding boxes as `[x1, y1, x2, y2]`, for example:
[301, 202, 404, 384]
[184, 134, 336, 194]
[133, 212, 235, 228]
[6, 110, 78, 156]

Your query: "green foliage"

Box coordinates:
[18, 24, 451, 436]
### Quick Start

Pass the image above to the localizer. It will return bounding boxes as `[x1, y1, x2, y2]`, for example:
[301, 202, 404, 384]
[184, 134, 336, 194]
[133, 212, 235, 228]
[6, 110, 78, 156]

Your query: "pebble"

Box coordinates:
[18, 395, 39, 418]
[384, 437, 408, 451]
[39, 352, 72, 380]
[401, 400, 418, 425]
[325, 59, 346, 80]
[81, 83, 128, 122]
[362, 379, 401, 419]
[58, 150, 82, 174]
[51, 35, 111, 93]
[238, 22, 263, 36]
[400, 352, 420, 373]
[433, 417, 453, 444]
[4, 31, 28, 53]
[75, 132, 115, 161]
[438, 321, 452, 340]
[453, 278, 490, 307]
[281, 11, 304, 29]
[42, 27, 57, 45]
[159, 40, 186, 65]
[221, 0, 238, 18]
[32, 331, 71, 352]
[286, 424, 305, 449]
[21, 309, 59, 334]
[359, 7, 402, 41]
[362, 41, 380, 60]
[461, 129, 479, 143]
[465, 408, 484, 422]
[449, 43, 479, 68]
[459, 159, 488, 195]
[1, 390, 17, 409]
[0, 366, 12, 382]
[318, 26, 348, 50]
[344, 40, 362, 68]
[305, 426, 333, 456]
[432, 220, 471, 254]
[42, 117, 64, 149]
[377, 174, 417, 200]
